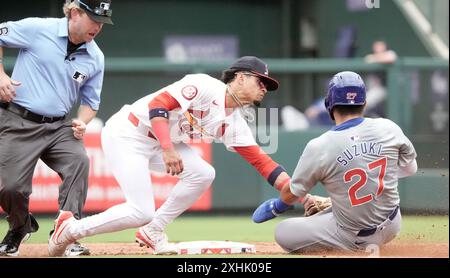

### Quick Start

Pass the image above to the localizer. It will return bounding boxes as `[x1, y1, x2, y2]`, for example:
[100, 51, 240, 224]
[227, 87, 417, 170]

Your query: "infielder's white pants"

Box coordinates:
[69, 111, 215, 239]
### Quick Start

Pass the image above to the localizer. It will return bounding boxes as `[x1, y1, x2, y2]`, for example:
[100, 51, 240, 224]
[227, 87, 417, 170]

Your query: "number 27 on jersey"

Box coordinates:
[344, 157, 387, 206]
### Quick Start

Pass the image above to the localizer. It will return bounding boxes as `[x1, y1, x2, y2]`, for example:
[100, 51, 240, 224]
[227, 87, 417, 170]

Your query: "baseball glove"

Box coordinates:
[303, 195, 332, 217]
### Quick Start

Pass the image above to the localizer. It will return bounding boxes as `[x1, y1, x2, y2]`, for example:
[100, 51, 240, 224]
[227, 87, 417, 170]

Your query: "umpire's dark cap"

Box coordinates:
[76, 0, 113, 25]
[229, 56, 279, 91]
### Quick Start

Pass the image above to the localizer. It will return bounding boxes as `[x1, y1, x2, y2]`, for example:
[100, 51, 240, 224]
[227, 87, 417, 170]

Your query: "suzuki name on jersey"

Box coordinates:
[336, 141, 383, 166]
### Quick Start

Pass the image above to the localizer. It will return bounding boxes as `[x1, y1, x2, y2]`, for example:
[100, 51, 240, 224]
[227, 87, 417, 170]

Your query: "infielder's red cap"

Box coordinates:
[229, 56, 279, 91]
[75, 0, 113, 25]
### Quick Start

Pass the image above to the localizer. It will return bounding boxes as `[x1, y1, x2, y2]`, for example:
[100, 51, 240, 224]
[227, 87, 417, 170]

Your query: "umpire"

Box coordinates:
[0, 0, 113, 256]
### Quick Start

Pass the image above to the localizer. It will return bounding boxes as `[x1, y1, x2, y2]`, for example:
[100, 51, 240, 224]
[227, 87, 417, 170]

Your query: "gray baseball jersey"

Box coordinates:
[290, 117, 416, 231]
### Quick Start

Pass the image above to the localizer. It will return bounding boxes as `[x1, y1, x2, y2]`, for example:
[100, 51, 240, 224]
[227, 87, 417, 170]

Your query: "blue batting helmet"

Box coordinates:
[324, 71, 366, 120]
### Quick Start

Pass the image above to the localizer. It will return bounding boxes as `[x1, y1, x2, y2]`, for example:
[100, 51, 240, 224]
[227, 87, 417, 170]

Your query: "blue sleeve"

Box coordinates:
[0, 18, 39, 49]
[79, 55, 104, 110]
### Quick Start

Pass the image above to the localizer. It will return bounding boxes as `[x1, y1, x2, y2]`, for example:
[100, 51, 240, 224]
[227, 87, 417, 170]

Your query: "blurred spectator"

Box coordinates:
[333, 26, 357, 58]
[304, 99, 334, 126]
[285, 40, 398, 129]
[281, 99, 334, 129]
[281, 105, 310, 130]
[430, 70, 449, 132]
[365, 40, 397, 64]
[364, 40, 398, 117]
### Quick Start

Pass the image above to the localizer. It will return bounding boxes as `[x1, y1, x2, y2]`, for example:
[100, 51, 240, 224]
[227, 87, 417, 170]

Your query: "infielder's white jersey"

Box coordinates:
[127, 73, 256, 150]
[290, 117, 417, 231]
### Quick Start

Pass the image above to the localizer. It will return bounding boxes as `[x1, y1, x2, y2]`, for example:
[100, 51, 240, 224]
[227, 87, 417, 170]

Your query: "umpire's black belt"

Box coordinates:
[357, 206, 399, 237]
[0, 102, 66, 123]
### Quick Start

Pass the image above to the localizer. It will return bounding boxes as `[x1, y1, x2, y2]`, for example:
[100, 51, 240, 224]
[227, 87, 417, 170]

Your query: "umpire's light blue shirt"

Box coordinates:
[0, 17, 104, 117]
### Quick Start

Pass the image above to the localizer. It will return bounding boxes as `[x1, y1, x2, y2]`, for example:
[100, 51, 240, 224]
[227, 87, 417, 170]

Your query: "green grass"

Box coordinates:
[0, 215, 448, 244]
[396, 215, 449, 242]
[0, 215, 281, 244]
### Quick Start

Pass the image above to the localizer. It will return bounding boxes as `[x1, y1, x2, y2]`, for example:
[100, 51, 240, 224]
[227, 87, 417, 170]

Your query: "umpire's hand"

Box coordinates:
[0, 72, 21, 102]
[72, 119, 86, 140]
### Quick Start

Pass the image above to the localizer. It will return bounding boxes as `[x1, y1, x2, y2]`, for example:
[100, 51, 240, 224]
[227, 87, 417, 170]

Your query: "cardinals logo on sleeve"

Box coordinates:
[181, 85, 198, 100]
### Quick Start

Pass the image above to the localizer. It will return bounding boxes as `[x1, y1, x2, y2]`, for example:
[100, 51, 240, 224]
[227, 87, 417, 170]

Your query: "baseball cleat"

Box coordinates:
[135, 226, 177, 255]
[0, 230, 25, 257]
[64, 242, 91, 257]
[21, 214, 40, 244]
[135, 239, 148, 248]
[48, 211, 76, 257]
[1, 214, 40, 257]
[21, 233, 32, 244]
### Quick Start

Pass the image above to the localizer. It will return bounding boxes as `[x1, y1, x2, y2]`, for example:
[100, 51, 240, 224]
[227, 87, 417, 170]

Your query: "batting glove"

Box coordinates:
[252, 198, 294, 223]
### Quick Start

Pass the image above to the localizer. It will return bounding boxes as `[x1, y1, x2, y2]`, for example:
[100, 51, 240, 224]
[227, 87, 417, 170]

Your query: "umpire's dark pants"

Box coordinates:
[0, 107, 89, 234]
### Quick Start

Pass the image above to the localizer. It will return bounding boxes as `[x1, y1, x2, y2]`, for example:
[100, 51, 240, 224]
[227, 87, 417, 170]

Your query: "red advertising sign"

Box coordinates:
[23, 133, 212, 213]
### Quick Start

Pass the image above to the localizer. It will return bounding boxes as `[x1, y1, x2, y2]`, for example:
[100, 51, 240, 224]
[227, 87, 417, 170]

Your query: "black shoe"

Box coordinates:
[0, 230, 25, 257]
[21, 214, 40, 243]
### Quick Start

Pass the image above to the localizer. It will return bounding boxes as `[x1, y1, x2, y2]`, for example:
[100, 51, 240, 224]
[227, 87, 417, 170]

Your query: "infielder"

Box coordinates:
[47, 56, 292, 256]
[0, 0, 113, 256]
[253, 71, 417, 253]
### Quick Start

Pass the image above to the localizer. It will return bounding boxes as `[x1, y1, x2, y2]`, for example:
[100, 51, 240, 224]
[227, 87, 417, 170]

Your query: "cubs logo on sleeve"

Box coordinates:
[181, 85, 198, 100]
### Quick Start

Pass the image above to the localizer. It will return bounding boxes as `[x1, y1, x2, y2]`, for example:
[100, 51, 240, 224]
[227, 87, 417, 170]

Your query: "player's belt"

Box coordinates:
[357, 206, 399, 237]
[0, 102, 66, 123]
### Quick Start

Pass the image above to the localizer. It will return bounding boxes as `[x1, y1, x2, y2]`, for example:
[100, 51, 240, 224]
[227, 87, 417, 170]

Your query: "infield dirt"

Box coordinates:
[11, 241, 449, 258]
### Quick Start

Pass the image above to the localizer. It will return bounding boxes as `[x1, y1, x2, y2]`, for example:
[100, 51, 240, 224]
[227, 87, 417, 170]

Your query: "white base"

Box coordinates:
[175, 241, 256, 255]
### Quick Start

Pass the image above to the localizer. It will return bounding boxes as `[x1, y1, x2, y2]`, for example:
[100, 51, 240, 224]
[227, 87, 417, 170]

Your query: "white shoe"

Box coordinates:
[64, 242, 91, 257]
[48, 211, 76, 257]
[135, 225, 177, 255]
